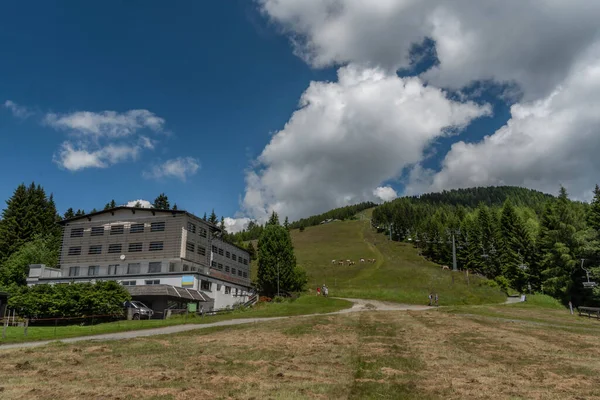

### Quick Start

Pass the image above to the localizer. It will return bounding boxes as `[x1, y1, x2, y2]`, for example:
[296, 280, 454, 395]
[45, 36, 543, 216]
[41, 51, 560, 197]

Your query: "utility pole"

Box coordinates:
[277, 256, 280, 297]
[452, 233, 457, 271]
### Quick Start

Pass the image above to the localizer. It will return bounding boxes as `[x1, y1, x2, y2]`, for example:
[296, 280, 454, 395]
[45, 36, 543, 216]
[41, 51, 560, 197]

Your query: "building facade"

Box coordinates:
[26, 207, 253, 315]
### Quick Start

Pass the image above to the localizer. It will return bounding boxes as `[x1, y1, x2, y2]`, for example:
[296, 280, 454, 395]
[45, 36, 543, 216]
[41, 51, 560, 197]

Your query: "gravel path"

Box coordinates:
[0, 298, 432, 351]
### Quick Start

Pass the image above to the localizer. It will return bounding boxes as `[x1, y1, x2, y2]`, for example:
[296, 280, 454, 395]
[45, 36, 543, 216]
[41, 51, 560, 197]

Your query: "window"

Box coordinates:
[127, 263, 141, 274]
[243, 271, 248, 278]
[169, 262, 176, 272]
[199, 228, 207, 238]
[186, 242, 195, 252]
[232, 268, 236, 275]
[218, 248, 224, 256]
[200, 280, 212, 291]
[217, 284, 221, 291]
[244, 258, 248, 265]
[108, 244, 122, 254]
[187, 222, 196, 233]
[226, 251, 230, 258]
[191, 266, 197, 271]
[183, 264, 190, 272]
[225, 286, 231, 294]
[224, 265, 229, 272]
[128, 243, 143, 252]
[235, 288, 239, 296]
[211, 261, 217, 268]
[121, 281, 136, 286]
[212, 245, 218, 253]
[110, 225, 124, 235]
[145, 279, 160, 285]
[130, 223, 144, 233]
[197, 246, 206, 256]
[88, 245, 102, 255]
[232, 254, 237, 262]
[88, 266, 99, 276]
[91, 226, 104, 236]
[149, 241, 164, 251]
[151, 222, 165, 232]
[70, 228, 84, 238]
[108, 264, 119, 275]
[69, 266, 80, 277]
[148, 262, 162, 273]
[238, 270, 242, 277]
[68, 246, 82, 256]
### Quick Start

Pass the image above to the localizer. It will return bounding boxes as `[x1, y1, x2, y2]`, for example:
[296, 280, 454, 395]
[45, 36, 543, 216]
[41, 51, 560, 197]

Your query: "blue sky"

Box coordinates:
[2, 1, 599, 229]
[0, 1, 335, 218]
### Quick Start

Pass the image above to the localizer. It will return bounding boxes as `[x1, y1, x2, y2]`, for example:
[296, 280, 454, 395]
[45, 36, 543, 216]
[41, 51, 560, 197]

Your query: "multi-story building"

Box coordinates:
[26, 206, 253, 316]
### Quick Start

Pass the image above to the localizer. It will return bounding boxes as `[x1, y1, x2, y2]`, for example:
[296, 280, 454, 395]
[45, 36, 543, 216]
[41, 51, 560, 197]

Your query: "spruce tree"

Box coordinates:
[203, 212, 207, 221]
[208, 209, 218, 225]
[172, 203, 178, 211]
[153, 193, 170, 210]
[247, 241, 256, 260]
[63, 208, 75, 220]
[267, 211, 279, 226]
[588, 184, 600, 232]
[257, 224, 297, 297]
[284, 216, 289, 230]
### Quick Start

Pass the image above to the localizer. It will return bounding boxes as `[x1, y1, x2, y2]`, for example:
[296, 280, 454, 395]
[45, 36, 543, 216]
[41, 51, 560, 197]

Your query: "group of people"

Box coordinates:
[428, 292, 439, 306]
[317, 284, 329, 297]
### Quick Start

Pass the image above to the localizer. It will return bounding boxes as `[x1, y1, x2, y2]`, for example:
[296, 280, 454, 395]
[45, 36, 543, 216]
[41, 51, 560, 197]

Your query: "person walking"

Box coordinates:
[323, 285, 329, 298]
[428, 293, 432, 306]
[434, 293, 439, 307]
[317, 287, 321, 296]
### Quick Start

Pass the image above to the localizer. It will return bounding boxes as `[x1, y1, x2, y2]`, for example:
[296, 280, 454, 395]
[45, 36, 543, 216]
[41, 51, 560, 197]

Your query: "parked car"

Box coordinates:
[123, 300, 154, 320]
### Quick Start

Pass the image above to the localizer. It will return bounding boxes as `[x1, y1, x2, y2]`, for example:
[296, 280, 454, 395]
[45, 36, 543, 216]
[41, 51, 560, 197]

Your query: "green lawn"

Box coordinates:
[258, 215, 506, 306]
[0, 296, 352, 344]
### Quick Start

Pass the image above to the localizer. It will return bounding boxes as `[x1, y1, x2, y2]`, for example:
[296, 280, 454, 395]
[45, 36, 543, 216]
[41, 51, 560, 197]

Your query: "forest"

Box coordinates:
[372, 185, 600, 306]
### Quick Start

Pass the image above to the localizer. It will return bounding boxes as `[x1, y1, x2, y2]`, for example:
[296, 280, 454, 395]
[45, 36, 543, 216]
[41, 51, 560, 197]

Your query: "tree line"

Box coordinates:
[230, 201, 377, 242]
[372, 185, 600, 306]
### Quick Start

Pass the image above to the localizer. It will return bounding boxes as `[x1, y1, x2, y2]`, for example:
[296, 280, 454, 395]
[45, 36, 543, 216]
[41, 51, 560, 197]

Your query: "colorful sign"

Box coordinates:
[181, 275, 194, 287]
[187, 303, 197, 313]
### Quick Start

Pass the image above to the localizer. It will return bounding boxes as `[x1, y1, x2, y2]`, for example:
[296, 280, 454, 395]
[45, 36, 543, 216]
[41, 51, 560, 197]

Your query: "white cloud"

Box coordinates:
[241, 65, 490, 222]
[224, 217, 251, 234]
[4, 100, 33, 119]
[125, 199, 153, 208]
[53, 141, 144, 171]
[373, 186, 398, 202]
[259, 0, 600, 100]
[407, 46, 600, 201]
[143, 157, 200, 182]
[44, 109, 164, 138]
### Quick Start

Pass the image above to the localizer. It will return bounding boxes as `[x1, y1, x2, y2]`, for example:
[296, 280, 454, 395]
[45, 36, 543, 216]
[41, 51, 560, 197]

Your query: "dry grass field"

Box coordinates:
[2, 304, 600, 400]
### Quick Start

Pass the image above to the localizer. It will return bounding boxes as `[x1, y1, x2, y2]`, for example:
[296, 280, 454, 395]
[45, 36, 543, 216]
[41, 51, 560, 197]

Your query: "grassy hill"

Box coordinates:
[250, 209, 506, 306]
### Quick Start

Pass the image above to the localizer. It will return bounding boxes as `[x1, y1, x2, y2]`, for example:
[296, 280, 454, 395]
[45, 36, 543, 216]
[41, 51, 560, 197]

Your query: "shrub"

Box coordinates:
[494, 276, 511, 293]
[8, 281, 131, 319]
[272, 296, 286, 303]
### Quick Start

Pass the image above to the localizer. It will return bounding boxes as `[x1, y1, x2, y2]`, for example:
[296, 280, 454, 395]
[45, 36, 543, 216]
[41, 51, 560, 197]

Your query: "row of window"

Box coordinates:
[70, 222, 166, 238]
[211, 245, 248, 265]
[68, 241, 165, 256]
[210, 261, 248, 279]
[68, 262, 165, 277]
[187, 222, 208, 238]
[119, 279, 241, 295]
[185, 242, 207, 256]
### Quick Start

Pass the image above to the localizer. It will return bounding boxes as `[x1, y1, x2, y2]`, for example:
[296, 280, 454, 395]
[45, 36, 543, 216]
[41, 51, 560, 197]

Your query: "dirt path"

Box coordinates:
[0, 298, 432, 351]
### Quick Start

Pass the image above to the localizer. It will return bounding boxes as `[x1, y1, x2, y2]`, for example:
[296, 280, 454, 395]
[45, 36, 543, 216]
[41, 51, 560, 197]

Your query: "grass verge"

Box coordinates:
[0, 296, 351, 345]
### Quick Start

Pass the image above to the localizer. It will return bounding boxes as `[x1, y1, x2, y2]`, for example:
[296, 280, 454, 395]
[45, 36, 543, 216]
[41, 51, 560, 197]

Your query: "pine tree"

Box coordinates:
[220, 216, 226, 233]
[588, 184, 600, 232]
[203, 212, 207, 221]
[283, 217, 289, 230]
[172, 203, 178, 211]
[538, 187, 578, 300]
[499, 200, 528, 291]
[64, 208, 75, 220]
[153, 193, 170, 210]
[246, 241, 256, 260]
[133, 202, 142, 208]
[208, 209, 218, 225]
[75, 209, 85, 216]
[104, 199, 117, 210]
[257, 224, 297, 297]
[267, 211, 280, 226]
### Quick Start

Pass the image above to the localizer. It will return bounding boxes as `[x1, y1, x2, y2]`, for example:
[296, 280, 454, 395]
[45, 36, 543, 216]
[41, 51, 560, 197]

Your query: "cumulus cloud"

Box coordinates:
[224, 217, 252, 234]
[53, 142, 146, 171]
[259, 0, 600, 100]
[44, 109, 165, 138]
[143, 157, 201, 182]
[125, 199, 154, 208]
[373, 186, 398, 202]
[241, 65, 490, 222]
[3, 100, 33, 119]
[406, 46, 600, 201]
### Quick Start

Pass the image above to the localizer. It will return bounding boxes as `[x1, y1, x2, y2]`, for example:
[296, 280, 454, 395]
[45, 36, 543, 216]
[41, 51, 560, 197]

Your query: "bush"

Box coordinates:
[8, 281, 131, 319]
[299, 226, 305, 232]
[494, 276, 511, 293]
[272, 296, 286, 303]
